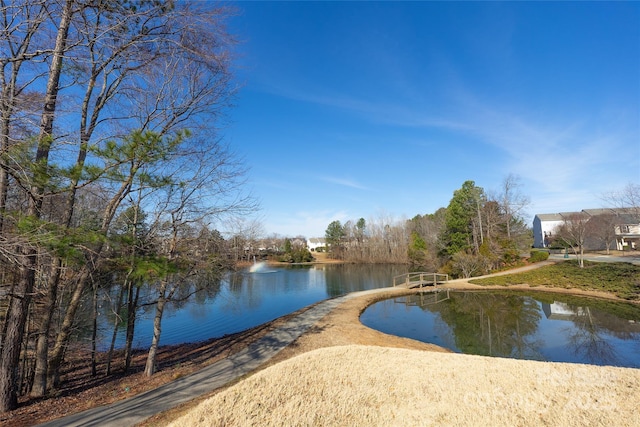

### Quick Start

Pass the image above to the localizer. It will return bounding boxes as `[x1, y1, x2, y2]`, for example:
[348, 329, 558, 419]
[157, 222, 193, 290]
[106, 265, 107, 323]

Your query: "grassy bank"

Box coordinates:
[469, 260, 640, 300]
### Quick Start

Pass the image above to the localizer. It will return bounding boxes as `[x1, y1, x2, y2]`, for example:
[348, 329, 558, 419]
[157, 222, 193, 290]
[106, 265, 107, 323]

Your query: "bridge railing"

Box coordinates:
[393, 272, 448, 288]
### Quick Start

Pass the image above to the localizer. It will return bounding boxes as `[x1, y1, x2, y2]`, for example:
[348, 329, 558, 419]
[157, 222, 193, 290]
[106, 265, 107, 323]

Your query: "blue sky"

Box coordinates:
[223, 1, 639, 238]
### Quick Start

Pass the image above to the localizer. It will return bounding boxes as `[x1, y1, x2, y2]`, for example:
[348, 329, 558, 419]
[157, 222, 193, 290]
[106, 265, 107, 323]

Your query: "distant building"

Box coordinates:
[307, 237, 326, 251]
[533, 213, 569, 248]
[532, 208, 640, 250]
[614, 212, 640, 251]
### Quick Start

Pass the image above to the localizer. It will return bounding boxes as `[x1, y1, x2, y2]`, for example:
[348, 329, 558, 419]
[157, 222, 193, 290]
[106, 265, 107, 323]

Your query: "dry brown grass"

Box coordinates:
[167, 345, 640, 427]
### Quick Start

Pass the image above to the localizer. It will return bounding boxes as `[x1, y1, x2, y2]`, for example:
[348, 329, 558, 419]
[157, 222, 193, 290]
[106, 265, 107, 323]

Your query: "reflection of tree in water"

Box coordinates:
[145, 271, 224, 316]
[191, 273, 223, 304]
[427, 292, 543, 359]
[224, 270, 263, 311]
[324, 264, 408, 297]
[565, 306, 619, 366]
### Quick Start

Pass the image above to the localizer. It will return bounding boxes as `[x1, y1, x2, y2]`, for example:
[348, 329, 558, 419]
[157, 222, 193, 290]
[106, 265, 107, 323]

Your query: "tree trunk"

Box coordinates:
[0, 275, 16, 351]
[105, 284, 126, 376]
[0, 1, 74, 409]
[0, 264, 34, 412]
[0, 93, 11, 232]
[144, 282, 167, 377]
[30, 259, 62, 397]
[0, 120, 10, 231]
[46, 266, 91, 389]
[124, 284, 140, 374]
[91, 281, 99, 377]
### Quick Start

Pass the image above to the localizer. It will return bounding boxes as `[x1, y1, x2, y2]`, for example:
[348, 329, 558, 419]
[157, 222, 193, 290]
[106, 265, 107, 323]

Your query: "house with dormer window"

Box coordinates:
[533, 208, 639, 251]
[614, 213, 640, 250]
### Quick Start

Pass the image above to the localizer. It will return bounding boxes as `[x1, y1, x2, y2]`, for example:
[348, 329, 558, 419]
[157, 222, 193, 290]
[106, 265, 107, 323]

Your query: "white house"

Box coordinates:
[533, 208, 640, 250]
[614, 212, 640, 251]
[532, 212, 573, 248]
[306, 237, 326, 252]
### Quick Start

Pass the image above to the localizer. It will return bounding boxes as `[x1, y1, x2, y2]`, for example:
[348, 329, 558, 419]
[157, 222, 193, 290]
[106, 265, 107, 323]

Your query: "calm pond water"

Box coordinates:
[360, 290, 640, 368]
[97, 263, 408, 351]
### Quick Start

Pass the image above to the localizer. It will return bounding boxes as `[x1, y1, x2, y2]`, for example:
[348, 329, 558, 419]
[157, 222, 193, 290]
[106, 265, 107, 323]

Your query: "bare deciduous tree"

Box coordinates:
[0, 0, 246, 410]
[603, 182, 640, 220]
[555, 213, 590, 268]
[451, 251, 489, 278]
[141, 136, 256, 376]
[499, 174, 530, 240]
[586, 213, 617, 254]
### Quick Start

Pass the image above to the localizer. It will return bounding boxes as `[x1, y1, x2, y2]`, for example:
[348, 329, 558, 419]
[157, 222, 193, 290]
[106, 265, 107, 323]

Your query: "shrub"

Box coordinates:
[548, 241, 566, 250]
[529, 250, 549, 263]
[280, 248, 314, 263]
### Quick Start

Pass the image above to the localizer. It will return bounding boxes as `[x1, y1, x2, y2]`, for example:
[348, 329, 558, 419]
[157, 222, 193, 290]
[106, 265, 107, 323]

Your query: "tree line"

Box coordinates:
[325, 176, 532, 277]
[0, 1, 254, 412]
[324, 180, 640, 276]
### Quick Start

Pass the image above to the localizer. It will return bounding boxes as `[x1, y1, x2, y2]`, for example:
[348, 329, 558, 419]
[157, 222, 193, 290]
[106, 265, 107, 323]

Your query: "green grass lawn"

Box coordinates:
[469, 260, 640, 300]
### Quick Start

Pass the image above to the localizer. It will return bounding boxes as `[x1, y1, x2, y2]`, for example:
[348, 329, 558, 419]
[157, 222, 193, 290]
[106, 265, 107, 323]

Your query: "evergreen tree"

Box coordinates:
[440, 180, 486, 256]
[407, 231, 428, 269]
[325, 220, 346, 258]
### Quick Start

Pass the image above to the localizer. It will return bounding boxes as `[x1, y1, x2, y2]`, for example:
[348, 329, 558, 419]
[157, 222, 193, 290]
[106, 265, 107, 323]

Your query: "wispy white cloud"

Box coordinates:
[282, 82, 636, 203]
[318, 175, 369, 190]
[254, 59, 637, 217]
[261, 83, 472, 134]
[452, 103, 631, 193]
[358, 85, 632, 199]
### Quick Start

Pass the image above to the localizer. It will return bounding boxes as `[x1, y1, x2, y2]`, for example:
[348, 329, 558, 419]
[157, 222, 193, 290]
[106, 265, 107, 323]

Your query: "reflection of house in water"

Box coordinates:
[542, 302, 640, 335]
[542, 302, 585, 320]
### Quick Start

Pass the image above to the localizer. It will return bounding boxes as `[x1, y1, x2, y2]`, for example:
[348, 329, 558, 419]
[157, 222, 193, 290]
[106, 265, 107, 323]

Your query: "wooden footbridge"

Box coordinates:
[393, 272, 448, 288]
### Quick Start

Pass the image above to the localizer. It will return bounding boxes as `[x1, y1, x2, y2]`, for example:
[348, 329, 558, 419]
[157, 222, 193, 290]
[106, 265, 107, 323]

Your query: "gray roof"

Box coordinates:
[536, 208, 639, 223]
[535, 212, 578, 221]
[616, 213, 640, 224]
[583, 208, 615, 216]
